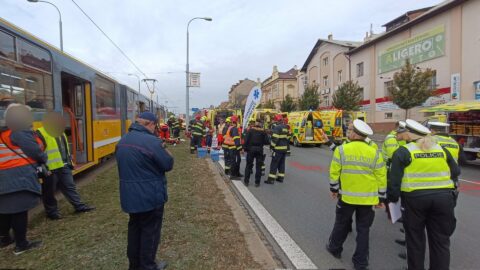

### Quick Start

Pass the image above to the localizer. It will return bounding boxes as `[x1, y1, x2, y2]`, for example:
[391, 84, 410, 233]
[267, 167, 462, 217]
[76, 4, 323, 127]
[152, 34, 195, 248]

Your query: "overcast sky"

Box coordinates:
[1, 0, 443, 114]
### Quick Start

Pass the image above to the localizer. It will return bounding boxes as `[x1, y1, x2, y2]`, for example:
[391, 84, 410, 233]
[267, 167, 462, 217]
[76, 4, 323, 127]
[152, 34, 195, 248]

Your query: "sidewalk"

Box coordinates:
[0, 141, 271, 269]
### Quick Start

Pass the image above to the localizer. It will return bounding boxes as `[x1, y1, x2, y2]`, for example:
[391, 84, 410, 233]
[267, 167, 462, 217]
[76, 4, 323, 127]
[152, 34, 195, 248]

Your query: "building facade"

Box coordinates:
[261, 66, 299, 109]
[300, 35, 361, 108]
[347, 0, 480, 130]
[228, 78, 257, 108]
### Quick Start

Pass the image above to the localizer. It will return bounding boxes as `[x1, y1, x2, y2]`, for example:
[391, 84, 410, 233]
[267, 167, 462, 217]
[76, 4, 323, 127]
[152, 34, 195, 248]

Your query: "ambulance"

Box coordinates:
[248, 108, 281, 130]
[319, 110, 367, 143]
[288, 111, 328, 146]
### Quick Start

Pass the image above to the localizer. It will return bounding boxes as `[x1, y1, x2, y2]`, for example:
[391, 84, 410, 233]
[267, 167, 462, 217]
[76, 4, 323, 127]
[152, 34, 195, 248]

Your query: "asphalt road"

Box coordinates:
[237, 145, 480, 270]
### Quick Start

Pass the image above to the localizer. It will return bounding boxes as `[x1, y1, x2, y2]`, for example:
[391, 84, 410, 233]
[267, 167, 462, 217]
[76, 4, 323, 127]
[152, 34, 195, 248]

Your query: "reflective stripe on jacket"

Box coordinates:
[401, 142, 454, 192]
[271, 124, 289, 152]
[0, 129, 41, 170]
[435, 135, 459, 162]
[330, 141, 387, 205]
[37, 127, 70, 170]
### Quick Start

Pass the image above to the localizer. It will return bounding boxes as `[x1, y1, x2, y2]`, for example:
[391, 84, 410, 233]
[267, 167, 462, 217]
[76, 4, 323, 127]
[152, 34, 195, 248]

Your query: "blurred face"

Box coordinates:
[43, 113, 66, 137]
[346, 123, 355, 140]
[396, 131, 408, 141]
[5, 105, 33, 132]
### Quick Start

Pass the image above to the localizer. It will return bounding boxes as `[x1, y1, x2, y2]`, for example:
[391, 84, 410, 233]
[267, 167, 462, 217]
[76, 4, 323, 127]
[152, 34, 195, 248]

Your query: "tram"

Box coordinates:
[0, 18, 165, 175]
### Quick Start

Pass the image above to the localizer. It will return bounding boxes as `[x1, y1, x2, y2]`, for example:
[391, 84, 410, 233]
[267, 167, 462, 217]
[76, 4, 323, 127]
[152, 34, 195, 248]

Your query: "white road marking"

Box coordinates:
[459, 178, 480, 185]
[218, 159, 317, 269]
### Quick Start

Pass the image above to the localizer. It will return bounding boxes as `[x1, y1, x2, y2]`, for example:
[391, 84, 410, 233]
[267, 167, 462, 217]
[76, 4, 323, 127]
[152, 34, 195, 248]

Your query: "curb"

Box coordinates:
[206, 159, 281, 269]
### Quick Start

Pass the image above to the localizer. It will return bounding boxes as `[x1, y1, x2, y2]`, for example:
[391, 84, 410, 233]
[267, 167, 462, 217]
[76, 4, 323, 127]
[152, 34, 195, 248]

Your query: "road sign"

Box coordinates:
[189, 72, 201, 87]
[191, 108, 199, 112]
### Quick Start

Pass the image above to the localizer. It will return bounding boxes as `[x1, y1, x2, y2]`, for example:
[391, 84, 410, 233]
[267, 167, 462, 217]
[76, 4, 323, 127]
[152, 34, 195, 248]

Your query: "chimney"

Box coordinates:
[273, 65, 278, 73]
[328, 33, 333, 40]
[293, 65, 298, 70]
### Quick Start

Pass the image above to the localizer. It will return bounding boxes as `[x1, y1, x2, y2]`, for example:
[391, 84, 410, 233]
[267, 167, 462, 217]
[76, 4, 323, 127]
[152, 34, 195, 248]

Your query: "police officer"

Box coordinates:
[190, 115, 205, 154]
[427, 121, 461, 163]
[243, 121, 269, 187]
[37, 112, 95, 220]
[227, 116, 242, 179]
[382, 121, 407, 164]
[387, 119, 460, 270]
[326, 119, 386, 270]
[221, 117, 232, 175]
[266, 114, 289, 184]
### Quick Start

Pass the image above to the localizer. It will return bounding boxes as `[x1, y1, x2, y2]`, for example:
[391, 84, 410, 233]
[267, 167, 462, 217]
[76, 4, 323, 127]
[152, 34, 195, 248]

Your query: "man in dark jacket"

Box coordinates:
[116, 112, 174, 270]
[243, 121, 269, 187]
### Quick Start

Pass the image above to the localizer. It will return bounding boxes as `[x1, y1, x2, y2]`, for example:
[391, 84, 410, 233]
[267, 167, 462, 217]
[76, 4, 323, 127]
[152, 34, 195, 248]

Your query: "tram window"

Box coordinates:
[95, 76, 116, 117]
[18, 40, 52, 73]
[127, 91, 136, 121]
[0, 31, 15, 61]
[0, 59, 53, 111]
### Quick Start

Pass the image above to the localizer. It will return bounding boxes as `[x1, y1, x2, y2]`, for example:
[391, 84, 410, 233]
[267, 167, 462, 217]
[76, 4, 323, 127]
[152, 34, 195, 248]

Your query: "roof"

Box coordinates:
[301, 39, 362, 72]
[382, 6, 433, 27]
[347, 0, 468, 55]
[278, 68, 298, 79]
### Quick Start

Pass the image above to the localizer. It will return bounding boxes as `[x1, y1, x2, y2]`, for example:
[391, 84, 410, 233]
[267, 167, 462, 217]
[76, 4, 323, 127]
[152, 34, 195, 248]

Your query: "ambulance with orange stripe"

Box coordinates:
[319, 110, 367, 143]
[288, 111, 329, 147]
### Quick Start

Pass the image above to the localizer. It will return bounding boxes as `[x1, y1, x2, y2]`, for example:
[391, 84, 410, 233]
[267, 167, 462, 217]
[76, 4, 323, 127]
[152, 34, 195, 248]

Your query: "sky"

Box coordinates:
[1, 0, 443, 114]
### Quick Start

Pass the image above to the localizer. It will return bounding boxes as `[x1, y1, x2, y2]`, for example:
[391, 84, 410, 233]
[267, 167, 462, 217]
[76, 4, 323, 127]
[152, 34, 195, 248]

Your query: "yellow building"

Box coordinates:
[261, 65, 299, 110]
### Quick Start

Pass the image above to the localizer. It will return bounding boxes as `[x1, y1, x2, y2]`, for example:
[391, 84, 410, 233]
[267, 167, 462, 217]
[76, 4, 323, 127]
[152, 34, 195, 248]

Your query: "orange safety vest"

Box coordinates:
[0, 129, 43, 170]
[223, 126, 235, 146]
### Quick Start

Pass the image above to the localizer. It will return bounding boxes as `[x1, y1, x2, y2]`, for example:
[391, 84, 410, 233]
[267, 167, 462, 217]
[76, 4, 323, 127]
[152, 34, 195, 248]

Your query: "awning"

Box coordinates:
[420, 100, 480, 112]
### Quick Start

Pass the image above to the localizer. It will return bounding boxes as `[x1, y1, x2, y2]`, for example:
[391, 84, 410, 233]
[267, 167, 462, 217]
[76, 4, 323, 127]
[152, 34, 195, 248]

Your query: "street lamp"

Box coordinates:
[186, 17, 212, 129]
[27, 0, 63, 52]
[128, 73, 141, 94]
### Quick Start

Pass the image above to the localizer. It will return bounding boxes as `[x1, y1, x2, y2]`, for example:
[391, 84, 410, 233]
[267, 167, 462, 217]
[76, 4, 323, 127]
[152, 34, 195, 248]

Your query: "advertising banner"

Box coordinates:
[475, 81, 480, 100]
[451, 73, 461, 101]
[242, 86, 262, 130]
[378, 25, 445, 74]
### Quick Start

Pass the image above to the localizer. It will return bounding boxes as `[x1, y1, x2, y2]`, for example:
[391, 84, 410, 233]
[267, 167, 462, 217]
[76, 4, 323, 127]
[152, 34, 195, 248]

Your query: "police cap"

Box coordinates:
[405, 119, 431, 136]
[428, 121, 450, 127]
[396, 120, 407, 133]
[353, 119, 373, 137]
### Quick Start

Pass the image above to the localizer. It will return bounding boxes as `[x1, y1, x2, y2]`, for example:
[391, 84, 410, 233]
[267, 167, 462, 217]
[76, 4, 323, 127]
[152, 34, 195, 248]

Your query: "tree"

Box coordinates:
[388, 59, 435, 119]
[263, 100, 276, 109]
[298, 83, 320, 111]
[280, 94, 297, 112]
[167, 112, 176, 118]
[332, 80, 363, 112]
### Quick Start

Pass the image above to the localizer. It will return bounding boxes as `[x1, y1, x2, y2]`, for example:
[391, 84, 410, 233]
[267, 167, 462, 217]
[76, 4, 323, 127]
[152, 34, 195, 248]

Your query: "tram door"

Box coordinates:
[119, 85, 127, 135]
[61, 73, 89, 165]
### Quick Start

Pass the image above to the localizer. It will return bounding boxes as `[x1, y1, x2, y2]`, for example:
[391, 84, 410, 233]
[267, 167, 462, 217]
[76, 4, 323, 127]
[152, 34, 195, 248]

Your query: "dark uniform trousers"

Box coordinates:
[172, 128, 180, 138]
[190, 135, 202, 153]
[402, 191, 456, 270]
[127, 205, 165, 270]
[244, 148, 263, 184]
[42, 167, 87, 216]
[328, 200, 375, 269]
[222, 147, 231, 174]
[0, 211, 28, 248]
[230, 149, 241, 176]
[269, 151, 286, 180]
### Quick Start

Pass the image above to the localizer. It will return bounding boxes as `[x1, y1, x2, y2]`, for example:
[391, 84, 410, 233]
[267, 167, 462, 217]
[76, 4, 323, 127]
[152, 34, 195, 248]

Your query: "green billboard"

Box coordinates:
[378, 25, 445, 74]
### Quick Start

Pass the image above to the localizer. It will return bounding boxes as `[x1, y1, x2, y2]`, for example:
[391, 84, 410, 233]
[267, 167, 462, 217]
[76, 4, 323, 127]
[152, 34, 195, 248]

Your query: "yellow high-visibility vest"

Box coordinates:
[401, 142, 454, 192]
[38, 127, 69, 170]
[435, 135, 459, 163]
[330, 141, 387, 205]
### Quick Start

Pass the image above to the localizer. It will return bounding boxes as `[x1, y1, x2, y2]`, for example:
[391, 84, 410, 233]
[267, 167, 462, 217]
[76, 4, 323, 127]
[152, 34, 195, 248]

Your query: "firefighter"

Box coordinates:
[387, 119, 460, 270]
[243, 121, 269, 187]
[221, 117, 231, 175]
[167, 115, 180, 139]
[427, 121, 461, 163]
[190, 115, 205, 154]
[284, 117, 292, 156]
[266, 114, 289, 184]
[326, 119, 386, 270]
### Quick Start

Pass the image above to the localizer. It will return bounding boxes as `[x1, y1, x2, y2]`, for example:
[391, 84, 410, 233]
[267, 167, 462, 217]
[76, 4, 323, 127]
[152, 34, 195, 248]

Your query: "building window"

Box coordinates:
[385, 112, 393, 119]
[356, 62, 364, 77]
[302, 75, 308, 88]
[384, 80, 394, 97]
[323, 76, 329, 87]
[337, 70, 343, 83]
[323, 57, 329, 66]
[273, 82, 279, 98]
[95, 76, 116, 117]
[359, 87, 364, 100]
[0, 31, 16, 61]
